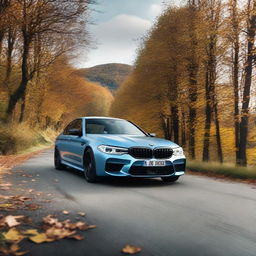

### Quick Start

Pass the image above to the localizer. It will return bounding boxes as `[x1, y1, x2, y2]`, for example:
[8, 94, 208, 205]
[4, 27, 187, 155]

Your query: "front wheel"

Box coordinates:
[161, 176, 179, 183]
[84, 148, 98, 183]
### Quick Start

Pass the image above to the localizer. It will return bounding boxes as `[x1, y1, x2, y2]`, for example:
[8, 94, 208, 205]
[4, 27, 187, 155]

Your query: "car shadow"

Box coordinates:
[64, 167, 182, 188]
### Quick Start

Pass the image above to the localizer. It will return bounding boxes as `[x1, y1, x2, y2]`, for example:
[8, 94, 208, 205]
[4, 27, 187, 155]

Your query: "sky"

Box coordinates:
[76, 0, 176, 68]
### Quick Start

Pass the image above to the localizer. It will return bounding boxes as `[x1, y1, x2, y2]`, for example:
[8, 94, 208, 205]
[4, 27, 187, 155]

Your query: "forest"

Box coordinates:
[111, 0, 256, 167]
[0, 0, 256, 168]
[0, 0, 113, 154]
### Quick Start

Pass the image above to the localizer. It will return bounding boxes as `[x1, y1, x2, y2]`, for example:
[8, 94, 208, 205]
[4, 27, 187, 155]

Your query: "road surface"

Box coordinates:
[5, 150, 256, 256]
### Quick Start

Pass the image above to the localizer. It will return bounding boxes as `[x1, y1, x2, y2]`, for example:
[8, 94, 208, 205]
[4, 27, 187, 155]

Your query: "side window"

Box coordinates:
[72, 119, 82, 135]
[63, 121, 74, 135]
[63, 119, 82, 136]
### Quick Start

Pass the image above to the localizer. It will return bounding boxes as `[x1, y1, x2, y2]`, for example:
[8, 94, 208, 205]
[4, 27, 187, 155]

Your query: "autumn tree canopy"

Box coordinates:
[111, 0, 256, 166]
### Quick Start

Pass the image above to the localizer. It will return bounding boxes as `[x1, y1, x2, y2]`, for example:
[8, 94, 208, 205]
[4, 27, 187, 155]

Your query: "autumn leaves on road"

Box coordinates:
[0, 157, 142, 255]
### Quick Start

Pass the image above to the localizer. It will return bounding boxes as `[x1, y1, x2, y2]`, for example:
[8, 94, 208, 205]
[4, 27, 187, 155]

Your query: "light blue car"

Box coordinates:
[54, 117, 186, 183]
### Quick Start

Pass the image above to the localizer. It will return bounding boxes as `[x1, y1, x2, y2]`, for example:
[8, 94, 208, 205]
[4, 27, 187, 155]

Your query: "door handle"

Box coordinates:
[81, 142, 85, 146]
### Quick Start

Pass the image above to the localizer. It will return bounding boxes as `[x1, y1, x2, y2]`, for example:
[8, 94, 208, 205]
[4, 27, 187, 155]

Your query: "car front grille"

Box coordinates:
[154, 148, 173, 159]
[128, 147, 173, 159]
[128, 147, 153, 159]
[129, 165, 174, 176]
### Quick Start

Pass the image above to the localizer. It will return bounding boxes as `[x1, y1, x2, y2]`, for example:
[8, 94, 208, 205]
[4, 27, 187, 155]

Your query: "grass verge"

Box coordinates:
[0, 123, 56, 155]
[187, 161, 256, 180]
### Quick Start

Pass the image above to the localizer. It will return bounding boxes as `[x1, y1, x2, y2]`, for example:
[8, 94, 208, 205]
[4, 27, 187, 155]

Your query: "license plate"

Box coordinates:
[144, 160, 166, 167]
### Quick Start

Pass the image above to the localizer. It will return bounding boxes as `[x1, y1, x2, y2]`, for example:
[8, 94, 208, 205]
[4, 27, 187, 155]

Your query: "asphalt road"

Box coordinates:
[6, 149, 256, 256]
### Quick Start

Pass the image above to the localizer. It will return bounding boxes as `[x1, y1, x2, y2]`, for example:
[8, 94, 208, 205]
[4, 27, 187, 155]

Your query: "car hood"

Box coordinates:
[87, 135, 179, 148]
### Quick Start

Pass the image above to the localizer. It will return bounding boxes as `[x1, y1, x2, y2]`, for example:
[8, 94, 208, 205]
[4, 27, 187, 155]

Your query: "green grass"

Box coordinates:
[187, 161, 256, 180]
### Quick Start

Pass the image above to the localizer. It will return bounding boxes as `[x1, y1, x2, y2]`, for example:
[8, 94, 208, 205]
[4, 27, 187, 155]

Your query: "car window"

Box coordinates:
[86, 119, 146, 136]
[63, 119, 82, 135]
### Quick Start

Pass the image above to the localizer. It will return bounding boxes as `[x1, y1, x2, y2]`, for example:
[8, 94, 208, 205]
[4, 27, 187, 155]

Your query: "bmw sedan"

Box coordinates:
[54, 117, 186, 183]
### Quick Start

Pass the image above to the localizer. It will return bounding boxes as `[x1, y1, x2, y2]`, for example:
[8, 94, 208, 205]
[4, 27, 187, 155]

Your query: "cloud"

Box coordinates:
[81, 14, 152, 67]
[149, 4, 162, 18]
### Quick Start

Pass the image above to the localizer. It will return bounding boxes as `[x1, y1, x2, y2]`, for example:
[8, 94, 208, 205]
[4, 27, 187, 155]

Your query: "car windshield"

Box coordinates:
[86, 119, 146, 136]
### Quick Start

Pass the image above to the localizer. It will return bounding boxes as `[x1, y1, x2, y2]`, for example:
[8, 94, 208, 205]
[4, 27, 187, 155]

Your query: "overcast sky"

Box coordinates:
[76, 0, 178, 68]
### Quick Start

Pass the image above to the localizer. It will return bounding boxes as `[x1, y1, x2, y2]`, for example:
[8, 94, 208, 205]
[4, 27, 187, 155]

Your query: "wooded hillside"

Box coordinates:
[77, 63, 132, 91]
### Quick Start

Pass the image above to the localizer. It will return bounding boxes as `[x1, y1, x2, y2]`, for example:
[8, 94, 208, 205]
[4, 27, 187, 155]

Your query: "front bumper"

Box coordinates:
[94, 150, 186, 178]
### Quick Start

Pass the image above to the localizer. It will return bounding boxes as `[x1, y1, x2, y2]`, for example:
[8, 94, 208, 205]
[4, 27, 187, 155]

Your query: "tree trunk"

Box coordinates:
[202, 71, 212, 162]
[188, 66, 198, 159]
[213, 101, 223, 162]
[19, 94, 26, 123]
[171, 105, 179, 144]
[7, 32, 30, 120]
[181, 111, 186, 147]
[238, 2, 256, 166]
[230, 0, 240, 165]
[0, 30, 4, 59]
[4, 27, 15, 91]
[187, 1, 199, 159]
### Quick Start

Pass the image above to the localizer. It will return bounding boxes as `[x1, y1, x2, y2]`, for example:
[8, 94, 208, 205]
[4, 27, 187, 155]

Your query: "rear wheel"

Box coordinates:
[84, 148, 98, 183]
[161, 176, 179, 183]
[54, 148, 66, 170]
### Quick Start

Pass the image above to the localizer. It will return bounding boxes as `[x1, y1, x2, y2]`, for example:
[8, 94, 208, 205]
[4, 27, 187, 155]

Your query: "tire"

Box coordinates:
[54, 148, 66, 170]
[161, 176, 179, 183]
[84, 148, 98, 183]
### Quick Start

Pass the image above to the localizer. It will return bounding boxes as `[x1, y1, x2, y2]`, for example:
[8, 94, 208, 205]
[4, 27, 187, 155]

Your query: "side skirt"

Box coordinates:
[62, 160, 84, 172]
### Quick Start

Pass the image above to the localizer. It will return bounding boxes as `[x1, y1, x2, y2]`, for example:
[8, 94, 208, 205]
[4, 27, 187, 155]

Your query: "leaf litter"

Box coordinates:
[0, 213, 96, 254]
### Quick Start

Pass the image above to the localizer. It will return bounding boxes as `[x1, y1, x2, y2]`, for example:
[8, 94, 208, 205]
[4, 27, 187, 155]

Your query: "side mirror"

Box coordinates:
[148, 133, 156, 137]
[69, 128, 82, 136]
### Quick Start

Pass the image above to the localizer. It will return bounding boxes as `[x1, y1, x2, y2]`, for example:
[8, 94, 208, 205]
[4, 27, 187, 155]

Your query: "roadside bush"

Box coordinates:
[0, 123, 54, 155]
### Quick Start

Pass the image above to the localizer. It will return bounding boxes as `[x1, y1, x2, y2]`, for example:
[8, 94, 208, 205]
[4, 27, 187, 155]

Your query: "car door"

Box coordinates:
[57, 120, 77, 163]
[66, 119, 85, 168]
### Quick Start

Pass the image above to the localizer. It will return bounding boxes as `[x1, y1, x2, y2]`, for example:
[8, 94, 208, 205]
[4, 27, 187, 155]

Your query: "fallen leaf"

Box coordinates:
[3, 228, 24, 242]
[75, 221, 88, 231]
[31, 179, 36, 182]
[43, 215, 58, 226]
[121, 245, 142, 255]
[69, 234, 84, 240]
[29, 233, 53, 244]
[26, 203, 40, 210]
[22, 229, 39, 236]
[88, 225, 96, 229]
[45, 227, 75, 240]
[0, 203, 13, 208]
[5, 215, 24, 228]
[0, 243, 28, 256]
[62, 210, 69, 215]
[78, 212, 86, 217]
[28, 189, 33, 193]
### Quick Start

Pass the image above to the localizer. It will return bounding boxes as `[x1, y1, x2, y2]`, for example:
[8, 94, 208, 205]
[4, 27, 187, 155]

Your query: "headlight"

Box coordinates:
[172, 147, 184, 156]
[98, 145, 128, 155]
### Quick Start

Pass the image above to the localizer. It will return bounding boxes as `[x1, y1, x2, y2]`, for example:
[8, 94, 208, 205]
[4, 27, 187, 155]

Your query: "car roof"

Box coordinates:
[81, 116, 124, 121]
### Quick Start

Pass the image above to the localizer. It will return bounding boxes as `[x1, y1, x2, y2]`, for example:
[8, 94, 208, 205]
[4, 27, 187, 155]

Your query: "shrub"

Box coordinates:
[0, 123, 53, 155]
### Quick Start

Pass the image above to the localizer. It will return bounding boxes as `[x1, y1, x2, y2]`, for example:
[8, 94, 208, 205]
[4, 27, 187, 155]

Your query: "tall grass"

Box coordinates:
[187, 161, 256, 180]
[0, 123, 55, 155]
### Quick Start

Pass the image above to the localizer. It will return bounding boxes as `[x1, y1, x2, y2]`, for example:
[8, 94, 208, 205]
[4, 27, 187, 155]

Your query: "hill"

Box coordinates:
[77, 63, 133, 91]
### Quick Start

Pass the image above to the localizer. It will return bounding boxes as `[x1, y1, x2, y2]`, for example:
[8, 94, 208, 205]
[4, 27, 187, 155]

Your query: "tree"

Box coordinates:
[238, 0, 256, 166]
[6, 0, 91, 122]
[202, 0, 222, 162]
[229, 0, 241, 165]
